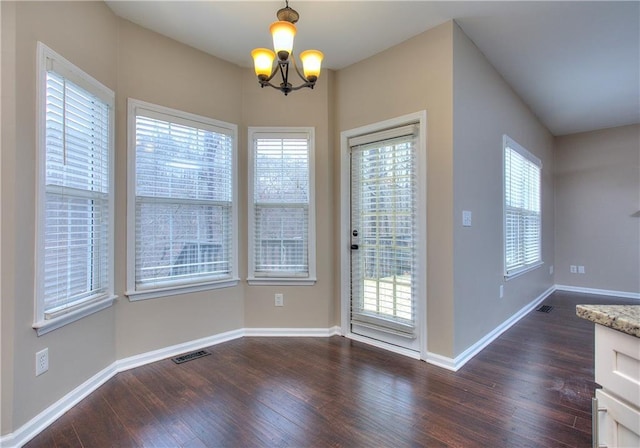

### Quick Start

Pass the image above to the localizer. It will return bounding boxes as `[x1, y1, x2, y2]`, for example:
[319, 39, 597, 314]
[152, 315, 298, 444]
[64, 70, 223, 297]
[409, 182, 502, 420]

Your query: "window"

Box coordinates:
[127, 100, 238, 300]
[248, 128, 316, 285]
[34, 43, 116, 335]
[503, 135, 542, 278]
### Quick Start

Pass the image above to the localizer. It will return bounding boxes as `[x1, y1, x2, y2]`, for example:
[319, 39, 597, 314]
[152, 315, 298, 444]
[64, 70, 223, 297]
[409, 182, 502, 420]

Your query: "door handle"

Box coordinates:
[351, 244, 359, 250]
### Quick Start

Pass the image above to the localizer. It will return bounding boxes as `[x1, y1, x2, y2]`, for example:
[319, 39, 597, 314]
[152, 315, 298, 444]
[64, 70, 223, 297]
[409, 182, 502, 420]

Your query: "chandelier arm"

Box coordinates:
[288, 82, 316, 91]
[261, 63, 281, 84]
[259, 81, 287, 91]
[290, 53, 311, 83]
[258, 79, 314, 92]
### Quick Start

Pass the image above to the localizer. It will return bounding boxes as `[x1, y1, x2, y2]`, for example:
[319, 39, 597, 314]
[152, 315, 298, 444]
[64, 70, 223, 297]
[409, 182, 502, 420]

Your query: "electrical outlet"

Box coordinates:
[578, 265, 585, 274]
[462, 210, 472, 227]
[36, 348, 49, 376]
[275, 293, 284, 307]
[570, 265, 577, 274]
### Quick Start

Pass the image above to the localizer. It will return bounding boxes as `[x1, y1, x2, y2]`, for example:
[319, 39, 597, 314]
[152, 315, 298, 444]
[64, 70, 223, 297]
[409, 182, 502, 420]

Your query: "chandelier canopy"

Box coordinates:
[251, 1, 324, 96]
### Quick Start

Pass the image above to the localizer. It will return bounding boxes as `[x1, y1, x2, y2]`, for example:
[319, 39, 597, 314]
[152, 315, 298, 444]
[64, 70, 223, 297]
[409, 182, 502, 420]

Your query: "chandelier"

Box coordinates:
[251, 1, 324, 95]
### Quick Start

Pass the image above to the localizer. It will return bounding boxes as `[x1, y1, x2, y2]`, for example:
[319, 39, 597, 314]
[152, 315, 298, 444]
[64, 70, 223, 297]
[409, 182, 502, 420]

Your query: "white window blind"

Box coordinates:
[249, 129, 315, 282]
[39, 49, 114, 320]
[130, 102, 236, 296]
[350, 127, 417, 337]
[504, 135, 542, 277]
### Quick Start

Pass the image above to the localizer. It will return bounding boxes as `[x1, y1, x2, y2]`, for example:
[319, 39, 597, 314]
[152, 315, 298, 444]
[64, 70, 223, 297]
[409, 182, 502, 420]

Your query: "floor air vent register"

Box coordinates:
[536, 305, 553, 313]
[171, 350, 211, 364]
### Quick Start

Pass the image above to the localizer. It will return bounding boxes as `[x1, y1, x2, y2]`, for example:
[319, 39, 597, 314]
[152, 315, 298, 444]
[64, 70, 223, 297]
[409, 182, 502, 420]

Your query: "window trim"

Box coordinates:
[247, 127, 317, 286]
[126, 99, 239, 301]
[34, 42, 116, 335]
[503, 134, 543, 280]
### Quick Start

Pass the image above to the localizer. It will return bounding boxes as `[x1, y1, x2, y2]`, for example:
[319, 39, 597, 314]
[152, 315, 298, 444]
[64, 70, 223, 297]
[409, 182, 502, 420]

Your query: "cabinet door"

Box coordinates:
[595, 389, 640, 447]
[595, 325, 640, 403]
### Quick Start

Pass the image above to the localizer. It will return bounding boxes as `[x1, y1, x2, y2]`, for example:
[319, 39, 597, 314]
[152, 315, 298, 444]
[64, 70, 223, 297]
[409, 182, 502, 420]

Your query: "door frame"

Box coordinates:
[340, 111, 428, 360]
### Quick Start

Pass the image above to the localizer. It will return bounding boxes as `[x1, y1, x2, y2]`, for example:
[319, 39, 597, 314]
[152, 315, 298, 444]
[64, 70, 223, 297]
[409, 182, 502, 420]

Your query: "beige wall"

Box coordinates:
[334, 22, 455, 357]
[1, 0, 15, 433]
[241, 69, 336, 329]
[451, 23, 555, 355]
[3, 0, 632, 440]
[1, 1, 336, 435]
[1, 0, 119, 433]
[555, 124, 640, 294]
[0, 1, 249, 434]
[114, 19, 245, 359]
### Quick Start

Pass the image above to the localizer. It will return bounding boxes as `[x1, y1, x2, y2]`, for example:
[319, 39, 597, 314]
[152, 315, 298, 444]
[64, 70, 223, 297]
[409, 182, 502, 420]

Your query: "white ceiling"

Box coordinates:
[106, 1, 640, 136]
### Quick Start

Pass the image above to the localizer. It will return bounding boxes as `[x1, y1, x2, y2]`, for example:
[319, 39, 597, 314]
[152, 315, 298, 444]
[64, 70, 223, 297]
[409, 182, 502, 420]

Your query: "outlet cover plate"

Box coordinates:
[275, 293, 284, 307]
[462, 210, 472, 227]
[36, 348, 49, 376]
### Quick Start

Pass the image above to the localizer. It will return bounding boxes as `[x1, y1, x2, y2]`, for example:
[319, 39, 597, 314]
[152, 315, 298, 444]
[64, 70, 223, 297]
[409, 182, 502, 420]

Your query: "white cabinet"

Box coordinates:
[595, 389, 640, 448]
[593, 324, 640, 448]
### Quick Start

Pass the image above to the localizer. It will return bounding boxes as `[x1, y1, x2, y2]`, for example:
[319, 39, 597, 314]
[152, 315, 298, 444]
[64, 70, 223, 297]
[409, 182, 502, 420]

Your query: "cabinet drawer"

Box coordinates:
[595, 389, 640, 448]
[595, 325, 640, 405]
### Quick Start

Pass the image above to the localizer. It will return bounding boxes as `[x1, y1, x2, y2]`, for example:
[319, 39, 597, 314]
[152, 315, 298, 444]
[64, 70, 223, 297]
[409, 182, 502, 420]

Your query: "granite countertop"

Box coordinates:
[576, 304, 640, 338]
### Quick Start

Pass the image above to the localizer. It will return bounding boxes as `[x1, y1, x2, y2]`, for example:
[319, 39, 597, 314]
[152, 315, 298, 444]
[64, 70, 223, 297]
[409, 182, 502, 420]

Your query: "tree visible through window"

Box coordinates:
[248, 128, 316, 284]
[128, 100, 237, 298]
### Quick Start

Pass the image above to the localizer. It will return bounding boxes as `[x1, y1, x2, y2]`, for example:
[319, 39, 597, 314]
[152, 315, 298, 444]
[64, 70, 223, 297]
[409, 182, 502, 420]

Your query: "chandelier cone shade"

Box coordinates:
[299, 50, 323, 81]
[270, 21, 296, 60]
[251, 1, 323, 95]
[251, 48, 276, 80]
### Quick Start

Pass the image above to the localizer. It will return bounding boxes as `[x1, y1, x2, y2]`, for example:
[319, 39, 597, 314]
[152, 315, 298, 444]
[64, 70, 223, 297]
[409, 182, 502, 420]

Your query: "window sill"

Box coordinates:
[504, 261, 544, 281]
[33, 295, 117, 336]
[126, 278, 239, 301]
[247, 277, 317, 286]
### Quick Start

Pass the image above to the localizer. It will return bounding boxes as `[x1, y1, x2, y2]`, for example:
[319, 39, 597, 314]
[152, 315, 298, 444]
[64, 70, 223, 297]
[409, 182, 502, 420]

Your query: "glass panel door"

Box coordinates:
[350, 132, 419, 351]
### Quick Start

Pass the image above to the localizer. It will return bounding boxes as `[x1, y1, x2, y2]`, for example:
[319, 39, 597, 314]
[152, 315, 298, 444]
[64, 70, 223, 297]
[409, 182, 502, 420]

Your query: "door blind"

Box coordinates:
[350, 128, 417, 337]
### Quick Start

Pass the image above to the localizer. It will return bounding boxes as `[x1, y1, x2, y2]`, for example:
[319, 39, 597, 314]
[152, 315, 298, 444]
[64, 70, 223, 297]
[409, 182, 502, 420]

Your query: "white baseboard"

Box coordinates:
[427, 285, 556, 372]
[425, 351, 457, 371]
[244, 326, 341, 337]
[0, 363, 116, 448]
[115, 328, 244, 373]
[0, 326, 340, 448]
[6, 282, 590, 447]
[555, 284, 640, 300]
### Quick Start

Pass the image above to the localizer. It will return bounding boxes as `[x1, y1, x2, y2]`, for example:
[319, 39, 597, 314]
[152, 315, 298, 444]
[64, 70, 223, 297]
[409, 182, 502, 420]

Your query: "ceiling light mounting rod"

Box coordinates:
[251, 1, 324, 96]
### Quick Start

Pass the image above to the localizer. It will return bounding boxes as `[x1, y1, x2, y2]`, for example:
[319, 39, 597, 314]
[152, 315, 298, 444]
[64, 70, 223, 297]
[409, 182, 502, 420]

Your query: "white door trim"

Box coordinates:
[340, 111, 428, 360]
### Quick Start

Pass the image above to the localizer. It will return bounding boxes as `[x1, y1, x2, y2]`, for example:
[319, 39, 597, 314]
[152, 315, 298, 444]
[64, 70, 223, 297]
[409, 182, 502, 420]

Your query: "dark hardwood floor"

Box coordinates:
[25, 291, 638, 447]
